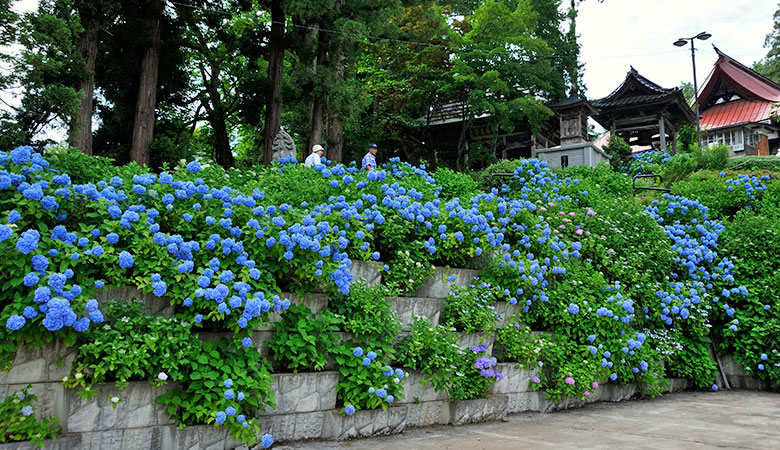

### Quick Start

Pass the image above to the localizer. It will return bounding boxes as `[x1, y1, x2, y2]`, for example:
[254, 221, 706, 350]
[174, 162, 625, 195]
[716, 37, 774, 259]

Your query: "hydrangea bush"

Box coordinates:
[0, 145, 778, 445]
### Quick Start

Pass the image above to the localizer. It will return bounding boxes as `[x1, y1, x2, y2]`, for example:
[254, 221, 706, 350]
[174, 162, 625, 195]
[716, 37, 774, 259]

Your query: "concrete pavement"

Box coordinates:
[277, 390, 780, 449]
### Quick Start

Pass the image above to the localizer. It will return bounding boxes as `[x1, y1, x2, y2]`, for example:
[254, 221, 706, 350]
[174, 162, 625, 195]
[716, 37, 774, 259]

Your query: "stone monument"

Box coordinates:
[271, 128, 296, 161]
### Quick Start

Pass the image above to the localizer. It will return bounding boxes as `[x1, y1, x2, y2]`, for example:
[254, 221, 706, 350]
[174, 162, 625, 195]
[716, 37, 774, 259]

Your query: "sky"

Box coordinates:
[578, 0, 776, 100]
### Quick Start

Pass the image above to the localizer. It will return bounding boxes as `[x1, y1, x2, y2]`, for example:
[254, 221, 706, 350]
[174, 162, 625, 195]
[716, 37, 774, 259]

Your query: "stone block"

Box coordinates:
[726, 375, 778, 391]
[78, 426, 169, 450]
[718, 354, 748, 377]
[95, 286, 174, 318]
[260, 411, 325, 443]
[0, 340, 75, 385]
[389, 297, 445, 328]
[259, 371, 339, 415]
[67, 381, 173, 433]
[0, 435, 81, 450]
[600, 383, 638, 402]
[489, 363, 538, 394]
[413, 267, 480, 299]
[350, 260, 383, 287]
[449, 395, 508, 425]
[0, 382, 67, 430]
[506, 391, 552, 413]
[457, 333, 494, 354]
[398, 370, 448, 403]
[493, 301, 522, 328]
[405, 400, 449, 428]
[321, 406, 408, 440]
[161, 424, 242, 450]
[255, 293, 329, 332]
[666, 378, 689, 392]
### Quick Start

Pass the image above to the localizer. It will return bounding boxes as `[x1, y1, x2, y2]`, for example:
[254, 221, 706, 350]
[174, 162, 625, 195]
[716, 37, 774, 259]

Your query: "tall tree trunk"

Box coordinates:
[308, 28, 327, 152]
[129, 0, 163, 166]
[68, 18, 99, 155]
[262, 0, 285, 165]
[206, 64, 234, 168]
[326, 45, 345, 163]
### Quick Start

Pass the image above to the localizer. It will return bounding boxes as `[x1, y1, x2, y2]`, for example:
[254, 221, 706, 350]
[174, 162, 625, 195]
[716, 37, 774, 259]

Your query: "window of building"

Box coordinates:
[705, 128, 744, 151]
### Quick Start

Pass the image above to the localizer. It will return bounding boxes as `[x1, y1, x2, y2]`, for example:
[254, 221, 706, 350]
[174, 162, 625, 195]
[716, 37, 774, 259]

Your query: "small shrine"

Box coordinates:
[593, 67, 696, 153]
[535, 92, 611, 168]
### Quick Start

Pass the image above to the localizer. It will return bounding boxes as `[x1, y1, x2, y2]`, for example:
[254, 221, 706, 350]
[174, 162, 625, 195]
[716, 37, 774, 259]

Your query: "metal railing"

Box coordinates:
[632, 174, 671, 195]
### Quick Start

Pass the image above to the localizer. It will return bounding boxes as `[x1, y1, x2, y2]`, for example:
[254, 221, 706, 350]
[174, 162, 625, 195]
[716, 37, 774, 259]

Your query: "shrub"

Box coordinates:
[64, 299, 200, 396]
[267, 303, 342, 373]
[395, 317, 462, 392]
[432, 167, 479, 200]
[328, 282, 401, 344]
[603, 134, 632, 170]
[0, 386, 61, 447]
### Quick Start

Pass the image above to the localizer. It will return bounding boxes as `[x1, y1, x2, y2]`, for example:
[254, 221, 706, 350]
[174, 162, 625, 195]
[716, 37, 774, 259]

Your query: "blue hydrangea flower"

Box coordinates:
[118, 251, 134, 268]
[215, 411, 226, 424]
[187, 161, 202, 173]
[344, 404, 356, 415]
[352, 347, 363, 357]
[261, 433, 273, 448]
[6, 314, 25, 330]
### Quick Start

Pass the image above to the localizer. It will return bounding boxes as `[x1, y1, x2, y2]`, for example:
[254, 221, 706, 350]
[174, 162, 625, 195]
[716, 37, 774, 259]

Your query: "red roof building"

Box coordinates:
[697, 47, 780, 156]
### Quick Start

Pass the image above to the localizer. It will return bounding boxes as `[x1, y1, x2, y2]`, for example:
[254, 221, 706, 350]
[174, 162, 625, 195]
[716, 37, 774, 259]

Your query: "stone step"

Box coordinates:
[411, 267, 481, 299]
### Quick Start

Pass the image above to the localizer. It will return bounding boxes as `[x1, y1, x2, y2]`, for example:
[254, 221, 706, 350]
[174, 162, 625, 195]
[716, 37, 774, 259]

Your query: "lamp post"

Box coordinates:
[674, 31, 712, 149]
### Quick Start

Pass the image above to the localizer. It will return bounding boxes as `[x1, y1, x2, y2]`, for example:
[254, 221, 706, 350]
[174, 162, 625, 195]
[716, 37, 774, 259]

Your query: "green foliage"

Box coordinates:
[675, 124, 697, 153]
[268, 303, 342, 373]
[64, 299, 199, 397]
[332, 341, 403, 411]
[382, 249, 435, 295]
[560, 163, 634, 203]
[471, 159, 527, 191]
[442, 284, 501, 333]
[0, 386, 61, 447]
[697, 144, 730, 170]
[43, 144, 116, 184]
[155, 338, 274, 447]
[329, 282, 401, 344]
[395, 317, 462, 392]
[603, 134, 632, 170]
[660, 152, 699, 184]
[495, 320, 548, 367]
[446, 346, 500, 401]
[726, 156, 780, 171]
[432, 167, 480, 200]
[664, 334, 719, 389]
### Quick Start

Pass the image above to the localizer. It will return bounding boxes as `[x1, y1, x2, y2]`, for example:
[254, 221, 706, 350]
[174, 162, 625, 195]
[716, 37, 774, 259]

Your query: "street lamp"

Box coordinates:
[674, 31, 712, 149]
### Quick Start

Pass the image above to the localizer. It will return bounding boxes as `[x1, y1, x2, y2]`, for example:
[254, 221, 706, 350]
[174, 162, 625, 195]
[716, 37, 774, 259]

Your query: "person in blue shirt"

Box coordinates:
[362, 143, 378, 170]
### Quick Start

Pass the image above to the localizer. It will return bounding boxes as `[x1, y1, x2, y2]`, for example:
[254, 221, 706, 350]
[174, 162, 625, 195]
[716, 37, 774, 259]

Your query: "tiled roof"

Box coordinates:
[699, 47, 780, 104]
[699, 99, 775, 130]
[594, 66, 678, 108]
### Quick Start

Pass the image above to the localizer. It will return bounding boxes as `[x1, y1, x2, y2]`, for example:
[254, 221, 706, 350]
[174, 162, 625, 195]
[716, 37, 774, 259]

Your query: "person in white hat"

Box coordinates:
[305, 144, 325, 167]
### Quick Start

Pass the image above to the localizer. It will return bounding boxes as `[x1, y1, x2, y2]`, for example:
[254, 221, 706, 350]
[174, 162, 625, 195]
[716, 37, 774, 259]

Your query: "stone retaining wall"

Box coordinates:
[2, 262, 777, 449]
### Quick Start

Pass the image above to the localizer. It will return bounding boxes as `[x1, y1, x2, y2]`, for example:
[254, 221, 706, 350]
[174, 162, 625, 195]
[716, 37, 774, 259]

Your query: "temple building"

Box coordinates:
[697, 47, 780, 156]
[592, 67, 696, 153]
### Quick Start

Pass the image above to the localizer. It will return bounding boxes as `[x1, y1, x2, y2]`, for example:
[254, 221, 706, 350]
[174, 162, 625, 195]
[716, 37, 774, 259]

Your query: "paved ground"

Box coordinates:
[278, 390, 780, 449]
